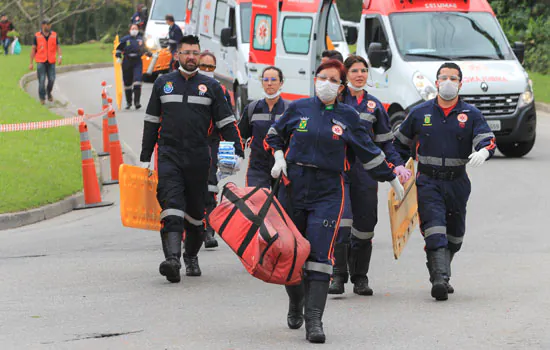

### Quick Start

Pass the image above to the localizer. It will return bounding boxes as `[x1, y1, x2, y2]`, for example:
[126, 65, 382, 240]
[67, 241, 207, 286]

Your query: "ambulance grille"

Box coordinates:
[460, 94, 520, 117]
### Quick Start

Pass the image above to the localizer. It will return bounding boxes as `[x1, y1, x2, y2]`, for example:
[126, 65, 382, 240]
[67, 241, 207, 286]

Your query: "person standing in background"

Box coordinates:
[30, 18, 62, 105]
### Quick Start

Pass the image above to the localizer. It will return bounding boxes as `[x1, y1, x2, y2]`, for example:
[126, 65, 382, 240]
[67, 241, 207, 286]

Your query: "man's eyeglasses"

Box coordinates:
[349, 68, 368, 74]
[262, 77, 279, 83]
[438, 75, 460, 82]
[179, 50, 201, 56]
[316, 74, 341, 85]
[199, 64, 216, 72]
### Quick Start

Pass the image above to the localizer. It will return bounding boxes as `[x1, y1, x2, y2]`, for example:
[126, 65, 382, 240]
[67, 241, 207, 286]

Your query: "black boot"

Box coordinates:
[304, 279, 329, 344]
[349, 240, 374, 296]
[445, 249, 455, 294]
[133, 84, 142, 109]
[183, 223, 204, 276]
[426, 248, 449, 301]
[285, 282, 305, 329]
[328, 243, 348, 294]
[204, 226, 219, 248]
[124, 88, 132, 109]
[159, 231, 182, 283]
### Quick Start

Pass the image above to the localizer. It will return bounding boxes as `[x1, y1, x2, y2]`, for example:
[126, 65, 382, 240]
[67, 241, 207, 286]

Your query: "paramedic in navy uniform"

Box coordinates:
[394, 62, 496, 301]
[265, 59, 405, 344]
[140, 35, 244, 284]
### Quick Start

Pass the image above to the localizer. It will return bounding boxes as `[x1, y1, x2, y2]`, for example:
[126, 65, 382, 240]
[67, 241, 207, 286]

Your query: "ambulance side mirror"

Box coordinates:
[512, 41, 525, 64]
[221, 28, 237, 47]
[345, 26, 358, 46]
[367, 42, 391, 69]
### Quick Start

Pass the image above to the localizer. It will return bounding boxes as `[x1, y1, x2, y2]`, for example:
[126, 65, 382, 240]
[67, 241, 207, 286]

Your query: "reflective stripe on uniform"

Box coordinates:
[168, 39, 177, 43]
[351, 227, 374, 240]
[250, 113, 271, 122]
[473, 132, 495, 149]
[275, 114, 284, 121]
[363, 151, 386, 170]
[160, 208, 185, 219]
[339, 218, 352, 228]
[418, 155, 443, 166]
[208, 185, 219, 193]
[185, 214, 204, 226]
[124, 86, 133, 90]
[160, 95, 183, 104]
[267, 127, 278, 136]
[445, 158, 469, 166]
[360, 113, 377, 123]
[374, 132, 394, 143]
[424, 226, 446, 237]
[145, 114, 160, 123]
[394, 130, 414, 147]
[305, 261, 333, 275]
[188, 96, 212, 106]
[133, 81, 142, 87]
[216, 116, 237, 129]
[447, 235, 464, 244]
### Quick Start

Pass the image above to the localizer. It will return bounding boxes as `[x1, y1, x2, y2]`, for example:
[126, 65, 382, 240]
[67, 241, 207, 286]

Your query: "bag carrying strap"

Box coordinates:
[247, 100, 260, 126]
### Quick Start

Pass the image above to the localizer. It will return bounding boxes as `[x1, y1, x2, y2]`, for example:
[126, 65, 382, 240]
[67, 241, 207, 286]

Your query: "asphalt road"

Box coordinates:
[2, 68, 549, 349]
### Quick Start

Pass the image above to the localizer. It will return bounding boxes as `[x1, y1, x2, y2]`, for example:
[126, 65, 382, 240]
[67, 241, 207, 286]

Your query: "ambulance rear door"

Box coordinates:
[247, 0, 279, 101]
[276, 0, 334, 99]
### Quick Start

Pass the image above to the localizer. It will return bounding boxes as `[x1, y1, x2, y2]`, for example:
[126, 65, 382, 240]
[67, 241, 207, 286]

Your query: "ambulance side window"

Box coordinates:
[364, 16, 388, 49]
[253, 15, 272, 51]
[214, 0, 228, 37]
[282, 17, 313, 55]
[229, 7, 236, 37]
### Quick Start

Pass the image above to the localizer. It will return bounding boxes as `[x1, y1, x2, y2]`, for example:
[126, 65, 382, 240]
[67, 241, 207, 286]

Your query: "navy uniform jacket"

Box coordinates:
[239, 98, 289, 168]
[131, 12, 146, 31]
[141, 71, 244, 166]
[115, 35, 145, 60]
[168, 24, 184, 54]
[265, 97, 395, 182]
[394, 98, 496, 168]
[342, 88, 403, 167]
[208, 83, 234, 144]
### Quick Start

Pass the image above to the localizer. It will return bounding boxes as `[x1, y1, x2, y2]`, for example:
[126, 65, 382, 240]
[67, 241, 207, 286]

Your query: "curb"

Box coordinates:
[0, 63, 113, 231]
[536, 102, 550, 114]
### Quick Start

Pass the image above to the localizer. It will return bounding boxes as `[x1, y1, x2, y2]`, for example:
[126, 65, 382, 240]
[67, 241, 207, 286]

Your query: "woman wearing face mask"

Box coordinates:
[328, 55, 412, 296]
[199, 51, 233, 249]
[239, 66, 289, 189]
[265, 59, 404, 344]
[115, 24, 149, 109]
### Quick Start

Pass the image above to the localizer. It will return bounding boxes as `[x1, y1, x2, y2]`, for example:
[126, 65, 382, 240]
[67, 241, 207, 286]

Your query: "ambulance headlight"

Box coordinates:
[413, 71, 437, 101]
[518, 79, 534, 108]
[146, 37, 156, 49]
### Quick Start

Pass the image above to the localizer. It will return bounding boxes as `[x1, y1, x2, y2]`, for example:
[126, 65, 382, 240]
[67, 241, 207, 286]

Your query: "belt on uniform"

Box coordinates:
[418, 163, 465, 181]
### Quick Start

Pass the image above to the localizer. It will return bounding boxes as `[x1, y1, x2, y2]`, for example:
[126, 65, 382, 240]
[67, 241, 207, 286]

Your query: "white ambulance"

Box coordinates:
[356, 0, 537, 157]
[188, 0, 350, 115]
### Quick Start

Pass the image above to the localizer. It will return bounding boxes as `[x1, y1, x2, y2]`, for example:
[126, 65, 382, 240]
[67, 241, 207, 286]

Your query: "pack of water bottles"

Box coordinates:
[217, 141, 237, 180]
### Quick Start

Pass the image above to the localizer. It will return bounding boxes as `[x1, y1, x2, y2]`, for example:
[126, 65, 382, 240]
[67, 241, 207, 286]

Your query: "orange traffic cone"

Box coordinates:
[103, 109, 124, 185]
[74, 121, 113, 210]
[98, 82, 110, 157]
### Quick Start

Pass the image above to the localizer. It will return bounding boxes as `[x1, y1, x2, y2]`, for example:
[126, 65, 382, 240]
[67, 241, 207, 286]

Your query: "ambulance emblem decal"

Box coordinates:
[457, 113, 468, 123]
[164, 81, 174, 94]
[198, 84, 208, 95]
[332, 125, 343, 136]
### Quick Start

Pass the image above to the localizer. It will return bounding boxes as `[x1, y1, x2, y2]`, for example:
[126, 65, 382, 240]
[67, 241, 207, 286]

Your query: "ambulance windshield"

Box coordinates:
[150, 0, 188, 21]
[327, 5, 344, 42]
[390, 12, 515, 61]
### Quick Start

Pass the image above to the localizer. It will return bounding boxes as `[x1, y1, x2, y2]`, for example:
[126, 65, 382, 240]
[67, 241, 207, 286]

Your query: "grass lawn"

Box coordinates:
[529, 71, 550, 104]
[0, 43, 112, 213]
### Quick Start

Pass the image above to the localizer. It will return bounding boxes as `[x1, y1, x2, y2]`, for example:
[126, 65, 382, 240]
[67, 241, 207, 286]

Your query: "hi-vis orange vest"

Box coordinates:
[35, 31, 58, 64]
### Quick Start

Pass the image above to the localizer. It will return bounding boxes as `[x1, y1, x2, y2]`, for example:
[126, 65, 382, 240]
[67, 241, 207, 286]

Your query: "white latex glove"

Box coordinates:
[394, 165, 412, 184]
[390, 177, 405, 201]
[468, 148, 490, 167]
[270, 150, 287, 179]
[116, 58, 122, 64]
[217, 156, 243, 176]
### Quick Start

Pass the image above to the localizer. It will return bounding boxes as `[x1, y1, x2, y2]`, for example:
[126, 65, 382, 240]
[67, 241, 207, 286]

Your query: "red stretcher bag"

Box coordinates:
[207, 181, 310, 285]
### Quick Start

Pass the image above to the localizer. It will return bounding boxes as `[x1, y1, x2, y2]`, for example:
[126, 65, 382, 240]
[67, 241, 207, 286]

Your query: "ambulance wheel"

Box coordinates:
[497, 135, 536, 158]
[143, 73, 158, 83]
[389, 111, 407, 133]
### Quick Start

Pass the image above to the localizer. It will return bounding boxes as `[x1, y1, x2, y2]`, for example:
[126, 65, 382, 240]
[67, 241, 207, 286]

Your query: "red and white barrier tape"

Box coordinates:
[0, 108, 112, 133]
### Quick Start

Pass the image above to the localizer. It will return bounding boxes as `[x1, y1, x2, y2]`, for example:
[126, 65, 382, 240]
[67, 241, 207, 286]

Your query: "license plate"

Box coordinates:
[487, 120, 501, 131]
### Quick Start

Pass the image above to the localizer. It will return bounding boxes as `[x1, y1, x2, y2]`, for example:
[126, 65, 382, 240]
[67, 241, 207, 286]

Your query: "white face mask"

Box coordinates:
[438, 80, 460, 101]
[315, 80, 340, 103]
[179, 65, 199, 75]
[130, 30, 139, 37]
[199, 70, 215, 78]
[263, 90, 281, 100]
[347, 81, 366, 92]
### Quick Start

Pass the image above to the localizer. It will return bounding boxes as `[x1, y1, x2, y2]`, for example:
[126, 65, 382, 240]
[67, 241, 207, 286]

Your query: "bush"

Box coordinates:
[7, 30, 20, 38]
